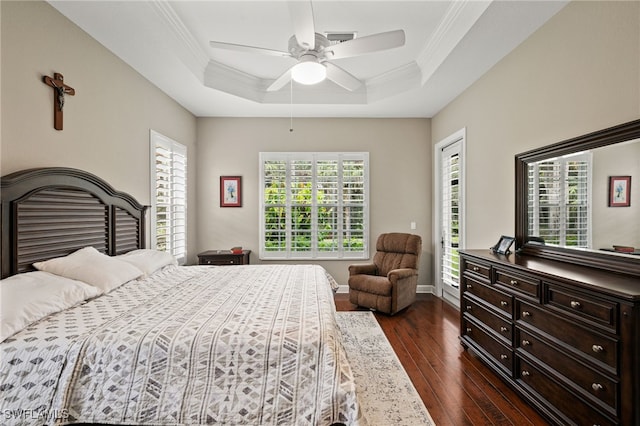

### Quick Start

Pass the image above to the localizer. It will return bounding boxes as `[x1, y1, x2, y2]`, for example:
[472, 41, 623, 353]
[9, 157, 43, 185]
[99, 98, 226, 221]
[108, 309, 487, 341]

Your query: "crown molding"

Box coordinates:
[416, 0, 492, 85]
[149, 1, 210, 81]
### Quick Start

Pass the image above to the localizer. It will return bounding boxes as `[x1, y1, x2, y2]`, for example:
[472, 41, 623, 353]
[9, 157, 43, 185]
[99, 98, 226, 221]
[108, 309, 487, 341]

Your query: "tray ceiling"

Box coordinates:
[49, 1, 568, 117]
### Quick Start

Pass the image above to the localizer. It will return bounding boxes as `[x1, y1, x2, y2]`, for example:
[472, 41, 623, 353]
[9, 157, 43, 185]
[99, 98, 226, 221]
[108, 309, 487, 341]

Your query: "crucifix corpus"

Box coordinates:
[42, 72, 75, 130]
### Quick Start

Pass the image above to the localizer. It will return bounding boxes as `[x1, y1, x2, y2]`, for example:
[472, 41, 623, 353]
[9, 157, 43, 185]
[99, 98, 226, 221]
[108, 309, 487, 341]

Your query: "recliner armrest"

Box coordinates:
[348, 263, 378, 276]
[387, 268, 418, 282]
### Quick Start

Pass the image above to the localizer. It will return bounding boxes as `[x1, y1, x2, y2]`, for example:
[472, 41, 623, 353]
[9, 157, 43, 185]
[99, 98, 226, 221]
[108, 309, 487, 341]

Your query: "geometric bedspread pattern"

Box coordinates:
[0, 265, 359, 425]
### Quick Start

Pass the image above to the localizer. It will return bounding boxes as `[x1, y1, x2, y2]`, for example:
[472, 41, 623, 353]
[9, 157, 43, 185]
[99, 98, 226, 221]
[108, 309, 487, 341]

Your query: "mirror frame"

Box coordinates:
[515, 118, 640, 277]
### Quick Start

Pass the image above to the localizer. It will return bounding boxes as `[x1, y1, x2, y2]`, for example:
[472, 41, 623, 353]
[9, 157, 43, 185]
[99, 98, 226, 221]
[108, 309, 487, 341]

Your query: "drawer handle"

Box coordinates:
[466, 327, 472, 333]
[472, 266, 479, 272]
[592, 344, 604, 353]
[467, 284, 473, 290]
[521, 370, 530, 377]
[466, 305, 472, 311]
[521, 339, 531, 346]
[500, 326, 508, 333]
[500, 354, 508, 360]
[500, 300, 508, 307]
[592, 383, 604, 392]
[570, 300, 582, 309]
[510, 279, 518, 286]
[522, 311, 531, 318]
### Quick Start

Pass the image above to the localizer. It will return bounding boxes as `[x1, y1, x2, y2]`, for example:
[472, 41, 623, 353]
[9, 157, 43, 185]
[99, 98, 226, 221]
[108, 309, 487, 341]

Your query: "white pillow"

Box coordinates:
[117, 249, 178, 277]
[1, 271, 101, 342]
[33, 246, 143, 293]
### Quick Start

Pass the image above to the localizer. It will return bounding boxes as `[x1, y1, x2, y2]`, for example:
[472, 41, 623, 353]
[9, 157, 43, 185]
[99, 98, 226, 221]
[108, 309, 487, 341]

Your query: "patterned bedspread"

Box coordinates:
[0, 264, 359, 425]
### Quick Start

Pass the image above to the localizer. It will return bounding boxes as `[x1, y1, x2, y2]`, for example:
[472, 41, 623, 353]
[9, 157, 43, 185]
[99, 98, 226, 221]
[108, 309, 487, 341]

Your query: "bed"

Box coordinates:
[0, 168, 359, 426]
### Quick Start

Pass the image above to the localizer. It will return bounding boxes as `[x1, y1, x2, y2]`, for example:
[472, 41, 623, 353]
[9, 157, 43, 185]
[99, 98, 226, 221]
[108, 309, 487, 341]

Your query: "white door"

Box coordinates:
[434, 129, 465, 307]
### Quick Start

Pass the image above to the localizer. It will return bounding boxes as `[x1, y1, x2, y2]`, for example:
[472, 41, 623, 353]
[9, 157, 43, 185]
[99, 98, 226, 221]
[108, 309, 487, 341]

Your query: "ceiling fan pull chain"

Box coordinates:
[289, 78, 294, 133]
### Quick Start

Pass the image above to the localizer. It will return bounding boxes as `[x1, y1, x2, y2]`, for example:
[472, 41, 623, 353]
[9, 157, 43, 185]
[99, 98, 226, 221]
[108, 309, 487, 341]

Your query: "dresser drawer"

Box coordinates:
[516, 300, 618, 371]
[516, 328, 618, 412]
[463, 276, 513, 318]
[516, 357, 617, 426]
[463, 258, 491, 281]
[495, 267, 540, 300]
[463, 295, 512, 345]
[200, 255, 242, 265]
[463, 318, 513, 375]
[546, 283, 618, 331]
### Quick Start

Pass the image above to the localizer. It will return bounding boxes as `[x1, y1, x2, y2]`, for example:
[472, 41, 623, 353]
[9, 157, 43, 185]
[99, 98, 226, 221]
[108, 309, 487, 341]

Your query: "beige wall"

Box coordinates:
[1, 1, 198, 255]
[3, 0, 639, 286]
[592, 141, 640, 249]
[196, 118, 432, 286]
[432, 0, 640, 250]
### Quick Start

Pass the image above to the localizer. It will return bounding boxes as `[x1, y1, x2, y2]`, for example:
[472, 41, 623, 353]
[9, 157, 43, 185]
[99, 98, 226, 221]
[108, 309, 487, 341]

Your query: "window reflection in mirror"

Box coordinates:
[526, 138, 639, 254]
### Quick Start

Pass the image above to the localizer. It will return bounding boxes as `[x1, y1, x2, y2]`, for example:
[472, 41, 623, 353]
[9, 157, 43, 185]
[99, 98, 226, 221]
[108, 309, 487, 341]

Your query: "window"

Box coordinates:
[435, 128, 465, 308]
[440, 142, 463, 290]
[528, 152, 591, 247]
[260, 152, 369, 260]
[150, 130, 187, 264]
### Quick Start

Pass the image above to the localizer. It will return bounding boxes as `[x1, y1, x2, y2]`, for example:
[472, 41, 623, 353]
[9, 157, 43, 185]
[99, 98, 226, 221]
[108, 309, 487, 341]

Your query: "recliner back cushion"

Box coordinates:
[373, 233, 422, 276]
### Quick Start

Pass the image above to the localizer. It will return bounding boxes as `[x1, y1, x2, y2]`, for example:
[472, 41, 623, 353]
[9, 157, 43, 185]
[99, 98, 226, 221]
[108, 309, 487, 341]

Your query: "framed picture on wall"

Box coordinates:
[220, 176, 242, 207]
[609, 176, 631, 207]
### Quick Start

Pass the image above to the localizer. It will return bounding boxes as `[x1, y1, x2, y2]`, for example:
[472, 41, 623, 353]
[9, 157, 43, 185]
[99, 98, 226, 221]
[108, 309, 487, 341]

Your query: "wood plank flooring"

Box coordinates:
[334, 293, 551, 426]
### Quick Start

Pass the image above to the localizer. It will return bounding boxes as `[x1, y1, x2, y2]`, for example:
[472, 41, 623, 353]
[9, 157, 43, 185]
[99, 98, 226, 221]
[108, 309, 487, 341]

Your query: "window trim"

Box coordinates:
[259, 152, 369, 260]
[150, 130, 187, 264]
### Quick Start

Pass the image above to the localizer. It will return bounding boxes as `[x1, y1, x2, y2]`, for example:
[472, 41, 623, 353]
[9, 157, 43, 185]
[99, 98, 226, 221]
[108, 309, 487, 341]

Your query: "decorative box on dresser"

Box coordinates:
[459, 249, 639, 426]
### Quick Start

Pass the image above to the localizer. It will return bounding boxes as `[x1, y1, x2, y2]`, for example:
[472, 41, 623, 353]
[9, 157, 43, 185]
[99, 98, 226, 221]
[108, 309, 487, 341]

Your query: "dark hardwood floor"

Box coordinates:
[334, 293, 551, 426]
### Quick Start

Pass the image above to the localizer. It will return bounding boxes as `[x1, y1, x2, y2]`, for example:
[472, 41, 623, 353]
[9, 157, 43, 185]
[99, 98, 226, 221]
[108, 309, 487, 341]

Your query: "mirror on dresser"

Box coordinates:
[515, 119, 640, 277]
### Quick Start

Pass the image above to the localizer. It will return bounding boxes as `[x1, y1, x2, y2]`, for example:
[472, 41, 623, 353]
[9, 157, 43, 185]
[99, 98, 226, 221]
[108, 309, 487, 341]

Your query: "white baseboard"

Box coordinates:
[417, 284, 436, 294]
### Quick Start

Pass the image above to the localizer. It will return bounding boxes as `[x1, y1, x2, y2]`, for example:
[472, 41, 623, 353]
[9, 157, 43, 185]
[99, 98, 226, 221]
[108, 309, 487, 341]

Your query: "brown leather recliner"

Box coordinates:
[348, 233, 422, 315]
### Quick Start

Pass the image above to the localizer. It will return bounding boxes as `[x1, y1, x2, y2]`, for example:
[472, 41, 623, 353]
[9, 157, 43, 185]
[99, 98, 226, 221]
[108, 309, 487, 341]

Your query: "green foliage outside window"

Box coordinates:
[263, 158, 365, 254]
[264, 180, 364, 251]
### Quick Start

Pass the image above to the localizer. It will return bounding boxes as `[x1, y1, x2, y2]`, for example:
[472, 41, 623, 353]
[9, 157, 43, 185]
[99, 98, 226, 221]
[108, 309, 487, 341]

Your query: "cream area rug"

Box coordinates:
[336, 311, 436, 426]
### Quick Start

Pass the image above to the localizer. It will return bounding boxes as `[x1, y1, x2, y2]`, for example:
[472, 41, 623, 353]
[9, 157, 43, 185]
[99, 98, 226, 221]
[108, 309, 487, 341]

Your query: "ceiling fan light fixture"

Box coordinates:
[291, 56, 326, 85]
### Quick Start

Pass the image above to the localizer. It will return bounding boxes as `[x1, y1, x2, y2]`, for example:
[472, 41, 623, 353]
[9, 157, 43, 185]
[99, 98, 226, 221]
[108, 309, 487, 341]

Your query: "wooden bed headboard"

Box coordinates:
[1, 167, 147, 278]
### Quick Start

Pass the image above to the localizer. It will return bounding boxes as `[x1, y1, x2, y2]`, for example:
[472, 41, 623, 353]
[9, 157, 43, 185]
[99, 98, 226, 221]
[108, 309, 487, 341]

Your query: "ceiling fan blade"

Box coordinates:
[266, 68, 293, 92]
[287, 0, 315, 49]
[210, 41, 291, 58]
[325, 62, 362, 91]
[325, 29, 405, 60]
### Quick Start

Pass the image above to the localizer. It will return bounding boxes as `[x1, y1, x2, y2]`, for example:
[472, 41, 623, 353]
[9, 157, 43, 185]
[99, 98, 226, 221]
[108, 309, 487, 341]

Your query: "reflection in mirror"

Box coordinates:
[515, 119, 640, 277]
[526, 138, 639, 255]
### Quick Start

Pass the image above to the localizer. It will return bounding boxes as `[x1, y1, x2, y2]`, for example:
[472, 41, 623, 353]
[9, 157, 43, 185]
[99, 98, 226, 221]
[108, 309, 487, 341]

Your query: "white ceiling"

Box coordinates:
[49, 0, 568, 118]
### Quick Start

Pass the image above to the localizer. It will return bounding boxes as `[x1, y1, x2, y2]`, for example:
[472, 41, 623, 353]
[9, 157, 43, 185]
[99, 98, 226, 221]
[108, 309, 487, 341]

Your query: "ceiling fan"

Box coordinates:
[209, 1, 405, 92]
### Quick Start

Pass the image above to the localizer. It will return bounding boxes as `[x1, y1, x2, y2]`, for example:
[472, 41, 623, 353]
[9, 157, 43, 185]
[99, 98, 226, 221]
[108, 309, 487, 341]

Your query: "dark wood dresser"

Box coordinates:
[459, 249, 639, 426]
[197, 250, 251, 266]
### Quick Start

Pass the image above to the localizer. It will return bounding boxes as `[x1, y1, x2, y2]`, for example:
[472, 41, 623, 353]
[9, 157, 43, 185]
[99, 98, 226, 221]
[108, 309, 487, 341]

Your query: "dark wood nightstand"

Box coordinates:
[197, 250, 251, 266]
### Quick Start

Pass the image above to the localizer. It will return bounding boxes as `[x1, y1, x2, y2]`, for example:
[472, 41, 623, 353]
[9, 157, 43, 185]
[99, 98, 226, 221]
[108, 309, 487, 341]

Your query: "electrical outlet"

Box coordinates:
[410, 221, 416, 230]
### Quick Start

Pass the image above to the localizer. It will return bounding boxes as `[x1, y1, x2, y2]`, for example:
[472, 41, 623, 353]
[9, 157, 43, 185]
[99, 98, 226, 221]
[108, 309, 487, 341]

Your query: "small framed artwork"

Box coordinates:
[491, 235, 515, 255]
[608, 176, 631, 207]
[220, 176, 242, 207]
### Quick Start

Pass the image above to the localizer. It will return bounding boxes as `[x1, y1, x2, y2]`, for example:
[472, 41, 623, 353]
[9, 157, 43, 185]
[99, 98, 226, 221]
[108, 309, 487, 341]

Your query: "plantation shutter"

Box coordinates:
[151, 131, 187, 264]
[260, 152, 368, 260]
[342, 158, 366, 254]
[290, 159, 313, 253]
[441, 144, 461, 289]
[528, 153, 590, 247]
[263, 159, 287, 252]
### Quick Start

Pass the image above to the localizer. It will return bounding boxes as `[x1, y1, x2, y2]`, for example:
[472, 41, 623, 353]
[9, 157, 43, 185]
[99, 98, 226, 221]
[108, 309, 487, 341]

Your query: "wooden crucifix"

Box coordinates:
[42, 72, 75, 130]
